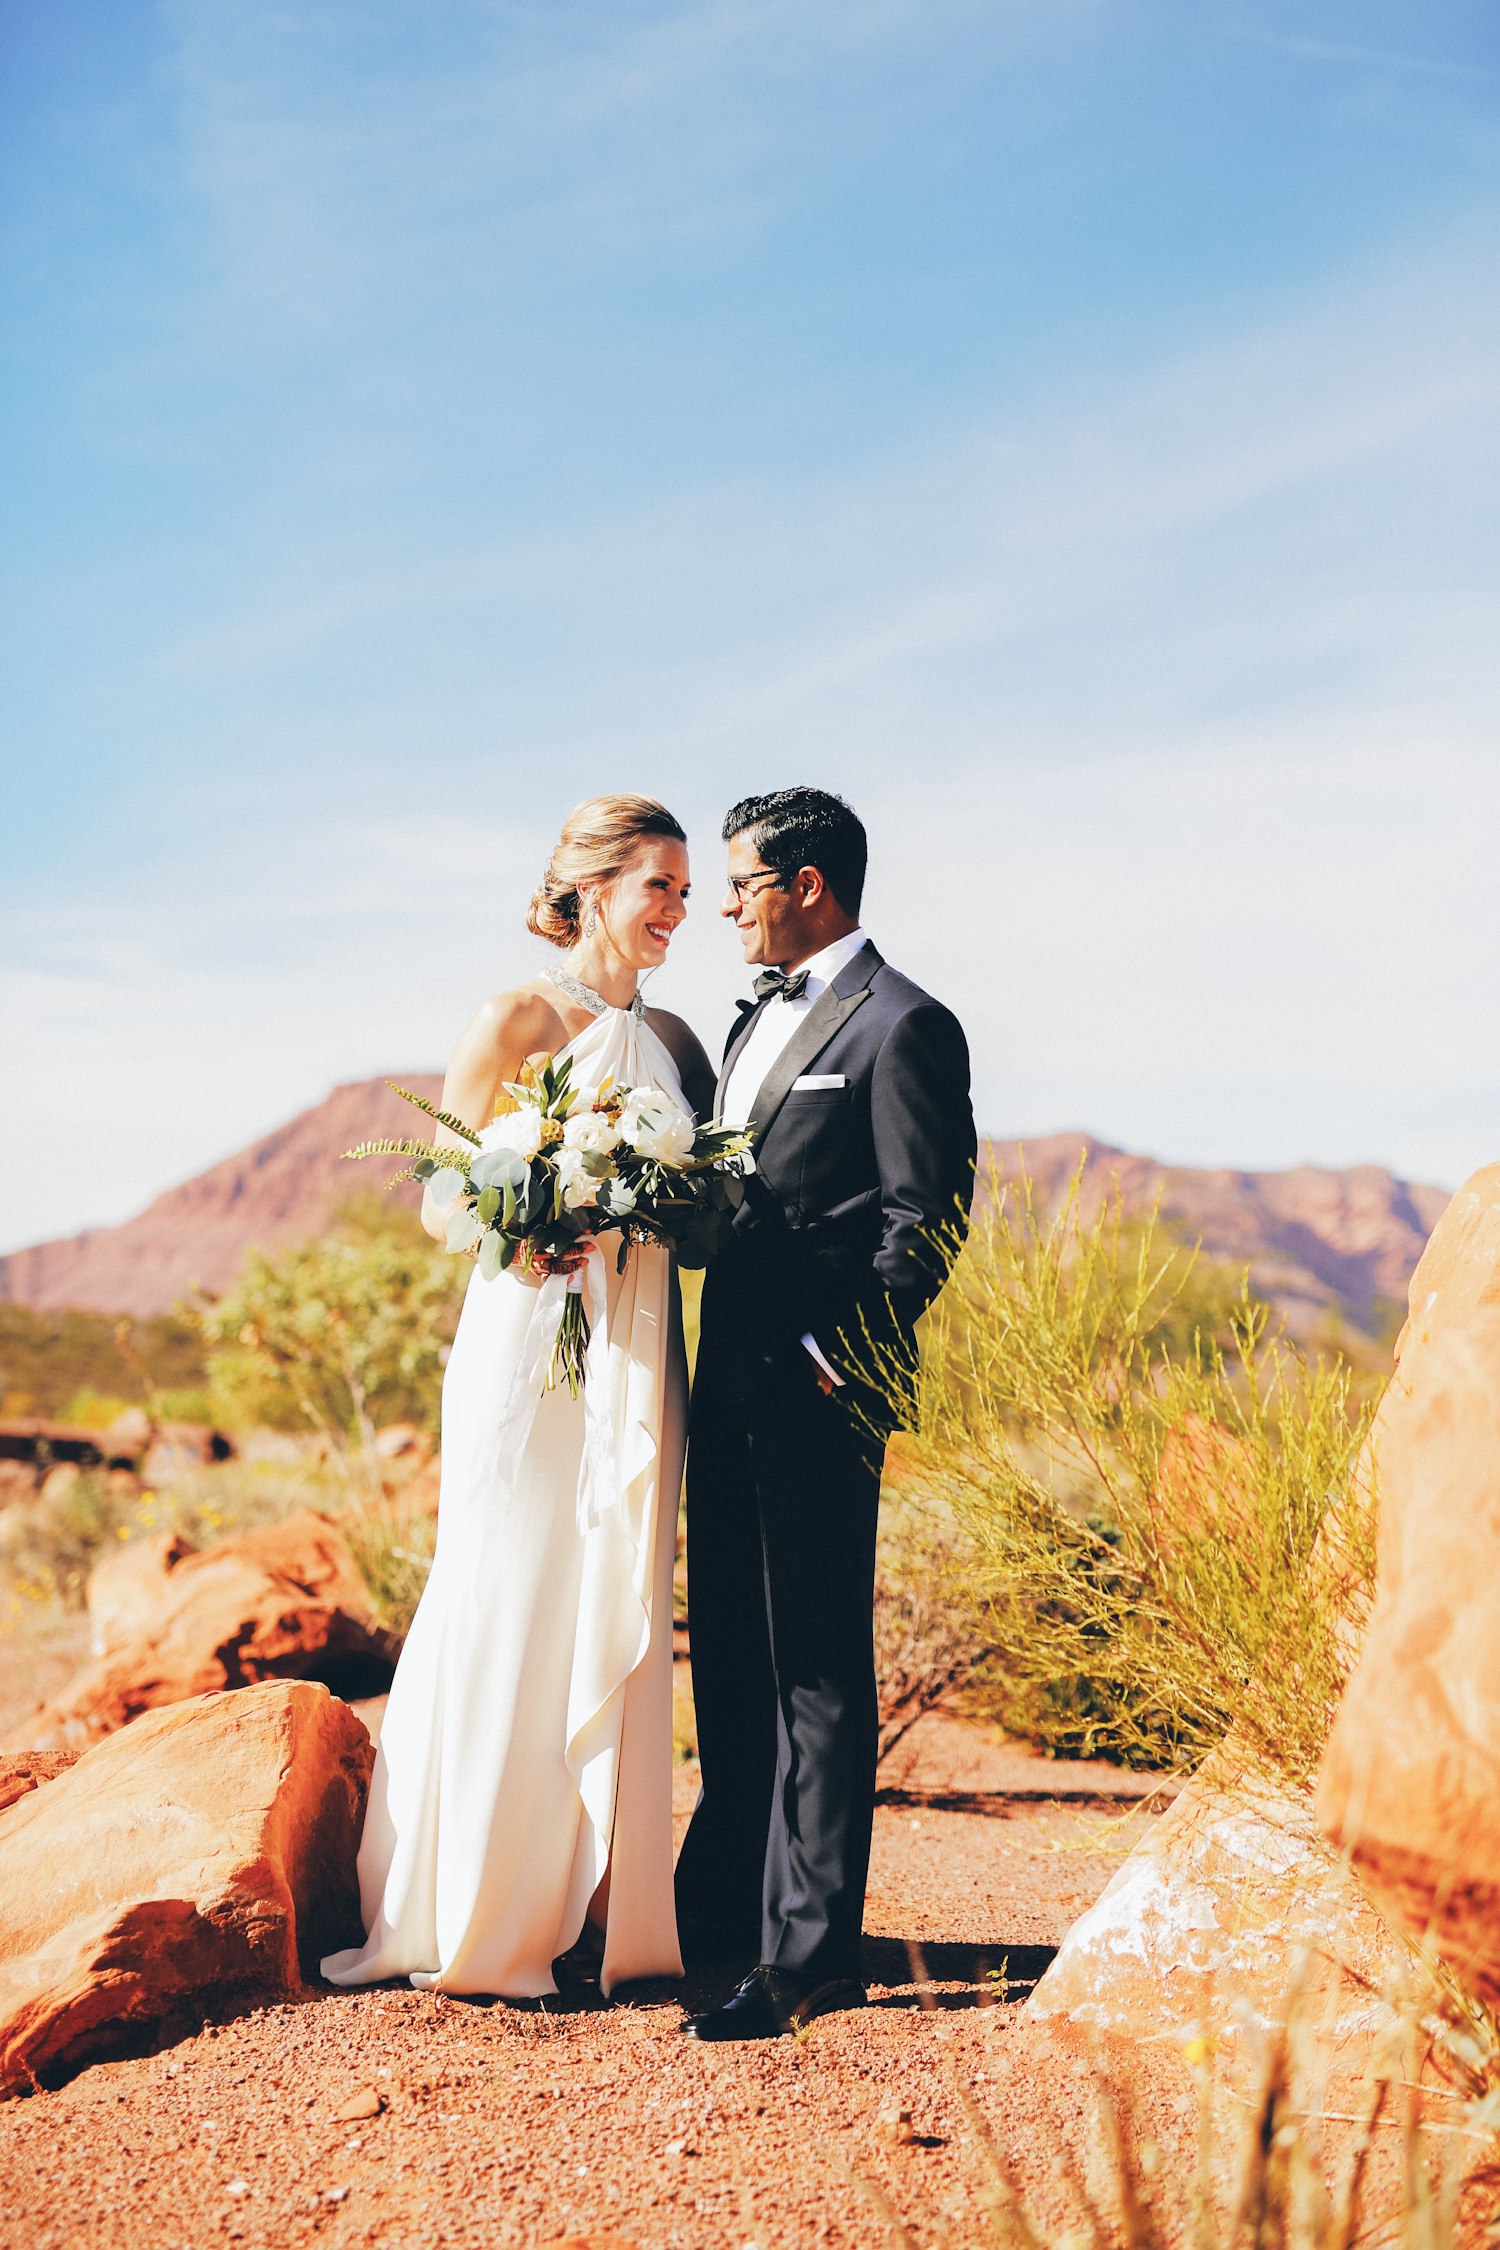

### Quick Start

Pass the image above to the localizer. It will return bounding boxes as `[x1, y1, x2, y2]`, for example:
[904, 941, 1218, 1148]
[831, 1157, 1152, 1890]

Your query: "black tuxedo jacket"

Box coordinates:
[697, 940, 976, 1416]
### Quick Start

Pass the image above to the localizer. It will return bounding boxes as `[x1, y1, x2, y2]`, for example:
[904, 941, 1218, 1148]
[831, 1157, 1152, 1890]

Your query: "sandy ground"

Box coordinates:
[0, 1704, 1174, 2250]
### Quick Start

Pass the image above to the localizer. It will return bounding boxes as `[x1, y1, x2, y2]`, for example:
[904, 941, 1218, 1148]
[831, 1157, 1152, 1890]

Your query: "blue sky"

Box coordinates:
[3, 0, 1498, 1253]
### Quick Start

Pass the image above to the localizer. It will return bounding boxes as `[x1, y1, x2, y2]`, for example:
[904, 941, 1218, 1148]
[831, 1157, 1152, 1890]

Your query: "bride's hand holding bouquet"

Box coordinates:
[344, 1057, 753, 1394]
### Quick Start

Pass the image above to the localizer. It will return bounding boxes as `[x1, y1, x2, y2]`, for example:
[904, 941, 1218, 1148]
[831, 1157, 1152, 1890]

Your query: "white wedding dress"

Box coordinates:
[322, 999, 688, 1999]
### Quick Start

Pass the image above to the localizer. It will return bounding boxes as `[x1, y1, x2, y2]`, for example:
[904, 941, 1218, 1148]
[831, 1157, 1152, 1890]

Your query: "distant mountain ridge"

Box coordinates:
[0, 1076, 444, 1315]
[982, 1134, 1450, 1337]
[0, 1078, 1453, 1326]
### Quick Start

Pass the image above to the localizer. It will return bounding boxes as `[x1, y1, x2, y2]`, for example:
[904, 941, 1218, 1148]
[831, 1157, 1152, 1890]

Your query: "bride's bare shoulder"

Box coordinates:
[453, 980, 566, 1069]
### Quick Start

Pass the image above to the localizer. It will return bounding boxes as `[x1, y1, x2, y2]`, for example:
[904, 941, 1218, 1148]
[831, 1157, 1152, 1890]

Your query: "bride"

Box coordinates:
[323, 795, 714, 2000]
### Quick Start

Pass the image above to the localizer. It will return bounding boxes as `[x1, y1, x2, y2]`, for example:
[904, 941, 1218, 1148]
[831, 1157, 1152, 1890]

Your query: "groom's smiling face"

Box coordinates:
[723, 831, 811, 969]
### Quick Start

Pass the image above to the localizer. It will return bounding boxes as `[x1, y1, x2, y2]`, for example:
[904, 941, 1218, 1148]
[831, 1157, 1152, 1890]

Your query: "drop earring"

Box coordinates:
[584, 901, 598, 939]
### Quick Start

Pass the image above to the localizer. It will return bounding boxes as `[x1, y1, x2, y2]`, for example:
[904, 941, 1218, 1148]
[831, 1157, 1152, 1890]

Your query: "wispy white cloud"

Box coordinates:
[1227, 25, 1496, 83]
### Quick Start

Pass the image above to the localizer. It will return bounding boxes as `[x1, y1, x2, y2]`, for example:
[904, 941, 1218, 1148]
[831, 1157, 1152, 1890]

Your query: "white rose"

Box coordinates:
[555, 1148, 600, 1209]
[626, 1101, 696, 1164]
[563, 1109, 623, 1156]
[480, 1107, 544, 1161]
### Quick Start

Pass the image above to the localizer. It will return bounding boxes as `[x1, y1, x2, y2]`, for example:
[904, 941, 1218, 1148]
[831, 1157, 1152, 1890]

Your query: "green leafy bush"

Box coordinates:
[197, 1200, 464, 1450]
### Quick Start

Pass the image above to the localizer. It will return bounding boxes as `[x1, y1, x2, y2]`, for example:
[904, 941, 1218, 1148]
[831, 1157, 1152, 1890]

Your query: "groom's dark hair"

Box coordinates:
[722, 787, 867, 917]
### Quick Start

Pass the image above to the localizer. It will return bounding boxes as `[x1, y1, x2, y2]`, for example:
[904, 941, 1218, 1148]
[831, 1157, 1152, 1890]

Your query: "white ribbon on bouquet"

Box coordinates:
[493, 1238, 617, 1536]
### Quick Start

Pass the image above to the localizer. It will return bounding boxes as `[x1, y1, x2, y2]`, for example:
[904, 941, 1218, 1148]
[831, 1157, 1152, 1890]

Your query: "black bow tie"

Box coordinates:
[753, 967, 811, 1004]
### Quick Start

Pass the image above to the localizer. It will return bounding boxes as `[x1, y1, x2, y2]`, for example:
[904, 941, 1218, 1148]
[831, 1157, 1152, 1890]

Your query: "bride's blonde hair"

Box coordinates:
[527, 794, 688, 948]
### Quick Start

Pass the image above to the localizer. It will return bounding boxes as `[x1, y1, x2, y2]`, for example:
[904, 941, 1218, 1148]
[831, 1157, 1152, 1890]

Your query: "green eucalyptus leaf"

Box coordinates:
[429, 1167, 470, 1214]
[446, 1208, 483, 1255]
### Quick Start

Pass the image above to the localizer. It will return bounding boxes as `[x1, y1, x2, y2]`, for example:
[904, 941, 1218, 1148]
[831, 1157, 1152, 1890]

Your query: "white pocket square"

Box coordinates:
[792, 1074, 847, 1090]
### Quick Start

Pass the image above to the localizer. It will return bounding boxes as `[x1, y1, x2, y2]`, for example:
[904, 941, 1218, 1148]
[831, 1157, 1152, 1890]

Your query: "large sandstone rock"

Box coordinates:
[1383, 1161, 1500, 1376]
[1318, 1290, 1500, 2005]
[14, 1512, 400, 1752]
[0, 1755, 77, 1816]
[0, 1680, 372, 2094]
[1029, 1770, 1403, 2051]
[87, 1528, 196, 1657]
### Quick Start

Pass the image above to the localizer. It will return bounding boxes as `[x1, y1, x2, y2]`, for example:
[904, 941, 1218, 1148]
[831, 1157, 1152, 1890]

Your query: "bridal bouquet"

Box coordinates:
[344, 1063, 752, 1394]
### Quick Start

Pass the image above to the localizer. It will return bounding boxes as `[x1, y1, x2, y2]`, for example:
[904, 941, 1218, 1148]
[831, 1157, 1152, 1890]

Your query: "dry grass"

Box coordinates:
[874, 1478, 982, 1763]
[852, 1946, 1500, 2250]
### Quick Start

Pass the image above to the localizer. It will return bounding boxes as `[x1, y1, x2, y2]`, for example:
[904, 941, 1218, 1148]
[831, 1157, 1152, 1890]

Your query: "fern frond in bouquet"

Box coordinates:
[382, 1082, 483, 1145]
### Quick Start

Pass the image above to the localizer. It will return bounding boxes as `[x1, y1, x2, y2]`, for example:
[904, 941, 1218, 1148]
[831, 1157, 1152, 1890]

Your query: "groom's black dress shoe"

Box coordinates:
[679, 1965, 867, 2042]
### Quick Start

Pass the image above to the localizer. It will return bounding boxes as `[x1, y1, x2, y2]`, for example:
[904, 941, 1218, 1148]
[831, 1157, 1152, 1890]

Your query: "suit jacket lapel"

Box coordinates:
[748, 940, 884, 1149]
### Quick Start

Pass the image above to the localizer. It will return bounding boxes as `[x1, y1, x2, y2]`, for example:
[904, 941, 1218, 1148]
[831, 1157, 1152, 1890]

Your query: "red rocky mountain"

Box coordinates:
[0, 1076, 444, 1315]
[982, 1134, 1451, 1336]
[0, 1081, 1452, 1330]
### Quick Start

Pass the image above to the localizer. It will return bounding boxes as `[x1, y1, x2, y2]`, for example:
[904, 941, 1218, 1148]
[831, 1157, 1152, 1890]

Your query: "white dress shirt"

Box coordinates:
[720, 926, 869, 1388]
[720, 926, 869, 1128]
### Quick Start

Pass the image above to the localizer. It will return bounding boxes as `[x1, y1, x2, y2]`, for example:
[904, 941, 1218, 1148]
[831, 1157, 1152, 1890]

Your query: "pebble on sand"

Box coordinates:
[879, 2105, 916, 2146]
[333, 2086, 384, 2121]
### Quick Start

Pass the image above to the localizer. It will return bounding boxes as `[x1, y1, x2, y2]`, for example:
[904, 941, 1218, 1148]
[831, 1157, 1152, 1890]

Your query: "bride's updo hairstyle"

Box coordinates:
[527, 794, 688, 948]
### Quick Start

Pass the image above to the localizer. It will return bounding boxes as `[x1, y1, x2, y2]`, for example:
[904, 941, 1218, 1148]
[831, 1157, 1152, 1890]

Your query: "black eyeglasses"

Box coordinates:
[725, 868, 785, 903]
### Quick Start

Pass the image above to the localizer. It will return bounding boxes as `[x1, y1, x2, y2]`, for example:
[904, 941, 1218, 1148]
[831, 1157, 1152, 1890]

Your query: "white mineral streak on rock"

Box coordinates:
[1030, 1776, 1403, 2045]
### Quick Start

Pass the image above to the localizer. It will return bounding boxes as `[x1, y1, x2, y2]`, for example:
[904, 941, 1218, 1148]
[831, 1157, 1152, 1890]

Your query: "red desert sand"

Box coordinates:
[0, 1713, 1173, 2248]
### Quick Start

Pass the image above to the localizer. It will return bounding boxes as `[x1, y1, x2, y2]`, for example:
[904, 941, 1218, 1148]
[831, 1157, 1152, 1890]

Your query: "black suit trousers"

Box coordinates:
[675, 1354, 883, 1982]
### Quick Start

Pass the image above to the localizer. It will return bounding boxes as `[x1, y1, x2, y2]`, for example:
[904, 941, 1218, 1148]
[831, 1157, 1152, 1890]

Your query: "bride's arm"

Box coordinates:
[643, 1008, 717, 1121]
[419, 987, 559, 1241]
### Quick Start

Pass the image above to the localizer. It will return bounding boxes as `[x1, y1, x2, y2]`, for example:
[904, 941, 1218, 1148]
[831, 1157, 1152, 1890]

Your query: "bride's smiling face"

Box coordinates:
[588, 839, 691, 968]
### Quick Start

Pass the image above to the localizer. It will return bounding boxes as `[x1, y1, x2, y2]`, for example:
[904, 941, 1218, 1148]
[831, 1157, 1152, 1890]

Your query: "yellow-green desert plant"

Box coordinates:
[869, 1164, 1379, 1783]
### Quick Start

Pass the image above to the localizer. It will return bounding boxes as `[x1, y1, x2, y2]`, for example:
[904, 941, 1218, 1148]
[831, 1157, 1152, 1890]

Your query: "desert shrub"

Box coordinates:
[865, 1165, 1378, 1785]
[57, 1388, 137, 1429]
[0, 1307, 208, 1422]
[340, 1503, 438, 1637]
[679, 1266, 704, 1384]
[0, 1471, 140, 1610]
[873, 1478, 981, 1763]
[0, 1457, 354, 1620]
[196, 1200, 464, 1452]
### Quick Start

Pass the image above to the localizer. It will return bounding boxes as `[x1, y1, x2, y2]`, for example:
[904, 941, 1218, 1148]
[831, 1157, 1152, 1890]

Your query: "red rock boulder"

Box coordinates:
[13, 1511, 400, 1752]
[1318, 1300, 1500, 2004]
[1384, 1160, 1500, 1376]
[0, 1754, 77, 1816]
[86, 1527, 197, 1658]
[141, 1420, 235, 1480]
[1029, 1767, 1403, 2051]
[0, 1680, 372, 2094]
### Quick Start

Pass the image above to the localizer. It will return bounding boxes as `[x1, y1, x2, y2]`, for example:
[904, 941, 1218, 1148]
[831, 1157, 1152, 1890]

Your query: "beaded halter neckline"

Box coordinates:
[546, 965, 645, 1020]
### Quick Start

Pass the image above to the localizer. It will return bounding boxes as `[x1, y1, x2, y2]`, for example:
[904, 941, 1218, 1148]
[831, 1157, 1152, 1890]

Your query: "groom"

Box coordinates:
[676, 787, 976, 2040]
